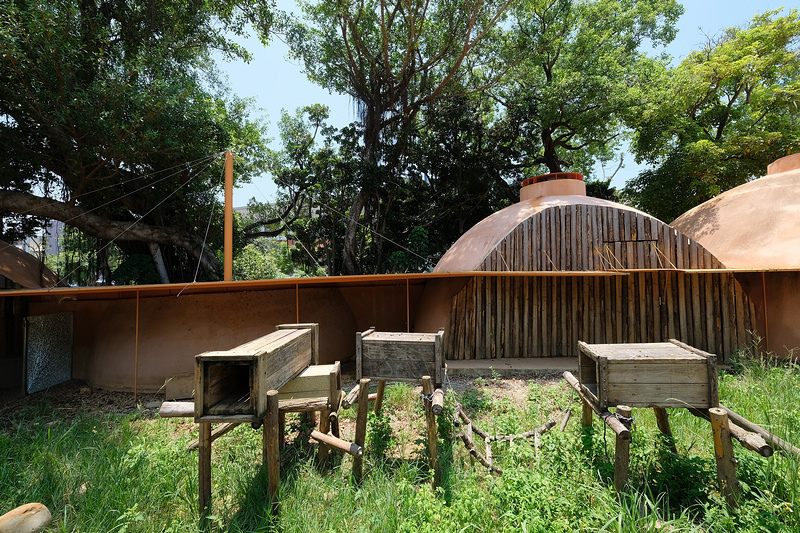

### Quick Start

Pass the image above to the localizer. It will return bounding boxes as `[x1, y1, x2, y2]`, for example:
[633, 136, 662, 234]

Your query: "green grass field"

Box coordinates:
[1, 350, 798, 532]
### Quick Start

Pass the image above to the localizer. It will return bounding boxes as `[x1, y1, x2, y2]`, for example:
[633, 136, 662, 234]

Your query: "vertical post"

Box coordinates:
[353, 378, 370, 483]
[265, 390, 280, 515]
[422, 376, 440, 490]
[374, 380, 386, 415]
[581, 399, 593, 428]
[134, 290, 139, 403]
[278, 412, 286, 450]
[198, 423, 212, 521]
[613, 405, 632, 492]
[653, 407, 677, 453]
[223, 151, 233, 282]
[710, 407, 740, 507]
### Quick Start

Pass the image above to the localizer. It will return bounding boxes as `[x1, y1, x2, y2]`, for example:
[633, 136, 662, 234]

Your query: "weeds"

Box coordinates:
[2, 355, 799, 531]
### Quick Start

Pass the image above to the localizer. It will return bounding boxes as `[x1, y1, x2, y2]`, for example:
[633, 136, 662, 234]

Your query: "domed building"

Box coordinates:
[672, 154, 800, 357]
[421, 173, 756, 361]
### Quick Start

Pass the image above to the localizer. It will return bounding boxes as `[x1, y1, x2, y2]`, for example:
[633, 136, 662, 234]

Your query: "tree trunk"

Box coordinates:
[0, 190, 221, 279]
[342, 189, 367, 275]
[147, 243, 171, 284]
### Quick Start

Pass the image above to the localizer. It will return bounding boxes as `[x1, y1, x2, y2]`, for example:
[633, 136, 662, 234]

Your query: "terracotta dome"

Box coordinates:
[671, 154, 800, 269]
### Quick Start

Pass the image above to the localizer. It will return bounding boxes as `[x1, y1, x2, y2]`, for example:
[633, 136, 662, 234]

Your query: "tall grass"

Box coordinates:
[1, 351, 798, 532]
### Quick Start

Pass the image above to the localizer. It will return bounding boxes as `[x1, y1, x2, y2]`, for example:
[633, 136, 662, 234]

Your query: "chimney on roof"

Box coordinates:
[520, 172, 586, 202]
[767, 154, 800, 175]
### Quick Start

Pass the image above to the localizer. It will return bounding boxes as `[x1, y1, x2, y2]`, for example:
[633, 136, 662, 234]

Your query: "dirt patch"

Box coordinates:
[0, 380, 163, 427]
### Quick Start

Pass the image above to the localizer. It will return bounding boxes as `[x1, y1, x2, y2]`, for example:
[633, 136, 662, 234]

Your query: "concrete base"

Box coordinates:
[445, 357, 577, 377]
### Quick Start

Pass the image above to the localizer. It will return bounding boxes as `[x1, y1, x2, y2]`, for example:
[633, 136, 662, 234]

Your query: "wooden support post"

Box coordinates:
[653, 407, 678, 454]
[265, 390, 280, 516]
[581, 399, 593, 428]
[710, 407, 740, 507]
[613, 406, 633, 492]
[353, 378, 370, 483]
[374, 380, 386, 414]
[188, 423, 240, 451]
[422, 376, 440, 489]
[317, 408, 331, 466]
[278, 412, 286, 450]
[198, 422, 212, 521]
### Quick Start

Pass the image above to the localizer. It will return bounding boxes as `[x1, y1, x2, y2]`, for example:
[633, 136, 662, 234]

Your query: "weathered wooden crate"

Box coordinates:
[195, 323, 318, 423]
[357, 329, 444, 384]
[278, 361, 340, 402]
[578, 339, 718, 410]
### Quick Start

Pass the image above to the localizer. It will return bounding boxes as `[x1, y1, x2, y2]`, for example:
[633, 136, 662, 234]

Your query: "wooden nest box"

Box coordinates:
[578, 339, 719, 410]
[357, 329, 445, 385]
[195, 323, 319, 423]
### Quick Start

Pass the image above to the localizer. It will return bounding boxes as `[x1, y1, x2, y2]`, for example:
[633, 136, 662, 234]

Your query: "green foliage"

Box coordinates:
[367, 411, 395, 459]
[3, 364, 800, 531]
[626, 8, 800, 222]
[111, 254, 161, 286]
[499, 0, 683, 175]
[0, 0, 271, 282]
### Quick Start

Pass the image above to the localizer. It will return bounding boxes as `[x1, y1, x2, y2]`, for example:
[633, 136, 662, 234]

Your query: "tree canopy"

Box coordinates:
[624, 8, 800, 222]
[0, 0, 271, 282]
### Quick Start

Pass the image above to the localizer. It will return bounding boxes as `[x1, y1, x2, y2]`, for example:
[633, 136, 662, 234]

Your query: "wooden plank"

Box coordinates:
[159, 401, 194, 418]
[720, 273, 732, 357]
[198, 422, 212, 517]
[573, 276, 581, 356]
[533, 276, 541, 356]
[361, 360, 436, 380]
[362, 342, 437, 361]
[604, 276, 613, 343]
[734, 277, 747, 349]
[665, 271, 676, 339]
[523, 275, 530, 356]
[606, 363, 710, 384]
[606, 382, 711, 408]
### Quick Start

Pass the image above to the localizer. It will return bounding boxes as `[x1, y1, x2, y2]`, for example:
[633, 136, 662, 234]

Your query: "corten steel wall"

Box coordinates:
[734, 271, 800, 357]
[5, 278, 424, 393]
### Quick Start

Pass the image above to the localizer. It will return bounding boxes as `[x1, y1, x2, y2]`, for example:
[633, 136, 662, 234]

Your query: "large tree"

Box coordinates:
[0, 0, 271, 282]
[624, 9, 800, 222]
[494, 0, 683, 176]
[281, 0, 516, 274]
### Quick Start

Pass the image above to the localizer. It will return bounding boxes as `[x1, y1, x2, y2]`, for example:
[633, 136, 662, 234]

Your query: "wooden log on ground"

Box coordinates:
[486, 418, 558, 442]
[560, 409, 572, 432]
[457, 408, 490, 440]
[720, 404, 799, 458]
[310, 430, 363, 458]
[265, 390, 280, 516]
[198, 422, 212, 519]
[688, 408, 773, 457]
[188, 422, 240, 451]
[563, 371, 630, 440]
[353, 378, 370, 483]
[431, 388, 445, 416]
[614, 405, 633, 492]
[709, 407, 741, 507]
[159, 401, 194, 418]
[653, 407, 678, 454]
[422, 376, 440, 489]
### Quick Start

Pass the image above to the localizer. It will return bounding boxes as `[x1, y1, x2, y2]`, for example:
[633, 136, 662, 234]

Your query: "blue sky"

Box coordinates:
[216, 1, 793, 206]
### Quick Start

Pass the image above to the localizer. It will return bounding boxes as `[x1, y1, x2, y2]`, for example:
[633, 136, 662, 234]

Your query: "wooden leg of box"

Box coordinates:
[581, 399, 593, 428]
[198, 422, 212, 523]
[278, 411, 286, 450]
[709, 407, 740, 507]
[422, 376, 439, 490]
[353, 378, 370, 484]
[613, 406, 632, 492]
[653, 407, 677, 453]
[317, 408, 331, 466]
[374, 380, 386, 415]
[265, 390, 280, 516]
